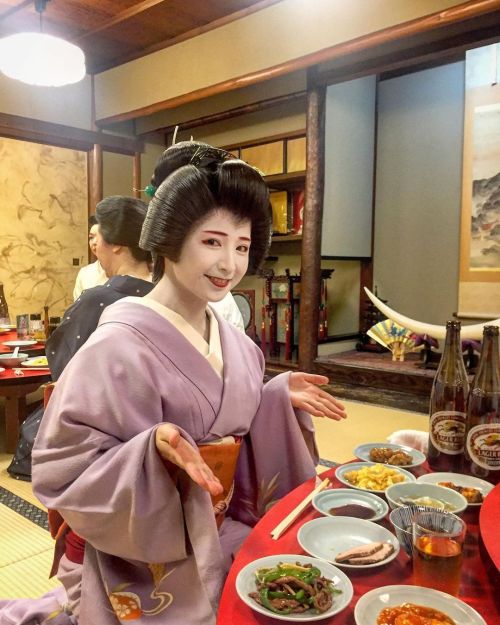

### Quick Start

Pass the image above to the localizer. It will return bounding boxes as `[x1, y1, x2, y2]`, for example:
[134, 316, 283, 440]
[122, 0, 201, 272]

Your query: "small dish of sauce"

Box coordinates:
[328, 504, 375, 519]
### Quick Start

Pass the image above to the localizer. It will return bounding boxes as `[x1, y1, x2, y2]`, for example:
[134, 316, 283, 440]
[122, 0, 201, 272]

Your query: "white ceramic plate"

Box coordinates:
[335, 462, 416, 493]
[2, 340, 37, 347]
[297, 516, 400, 570]
[354, 442, 426, 468]
[354, 585, 487, 625]
[21, 356, 49, 367]
[416, 472, 494, 507]
[235, 554, 353, 621]
[312, 488, 388, 522]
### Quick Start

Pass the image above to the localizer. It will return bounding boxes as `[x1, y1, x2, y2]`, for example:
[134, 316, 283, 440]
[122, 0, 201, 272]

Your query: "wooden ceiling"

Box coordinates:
[0, 0, 279, 74]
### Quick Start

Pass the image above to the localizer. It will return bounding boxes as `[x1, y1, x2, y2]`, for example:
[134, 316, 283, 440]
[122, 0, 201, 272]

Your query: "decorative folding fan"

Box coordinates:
[367, 320, 422, 361]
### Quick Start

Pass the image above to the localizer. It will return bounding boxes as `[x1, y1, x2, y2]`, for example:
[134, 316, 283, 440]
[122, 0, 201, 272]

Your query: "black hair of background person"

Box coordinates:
[95, 196, 151, 263]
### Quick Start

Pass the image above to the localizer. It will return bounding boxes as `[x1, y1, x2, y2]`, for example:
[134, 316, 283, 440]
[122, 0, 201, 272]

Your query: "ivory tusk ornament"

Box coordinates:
[364, 287, 500, 340]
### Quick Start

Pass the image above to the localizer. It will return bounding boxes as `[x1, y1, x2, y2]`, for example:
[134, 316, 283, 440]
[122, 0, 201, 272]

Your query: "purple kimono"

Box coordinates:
[8, 301, 318, 624]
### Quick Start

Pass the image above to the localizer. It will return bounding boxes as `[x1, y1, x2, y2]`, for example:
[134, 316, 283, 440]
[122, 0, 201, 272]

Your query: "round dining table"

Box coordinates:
[217, 463, 499, 624]
[0, 330, 50, 453]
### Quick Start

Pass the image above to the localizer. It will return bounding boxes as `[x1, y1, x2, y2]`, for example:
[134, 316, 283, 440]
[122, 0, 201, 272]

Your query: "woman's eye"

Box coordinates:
[203, 238, 220, 246]
[237, 245, 249, 253]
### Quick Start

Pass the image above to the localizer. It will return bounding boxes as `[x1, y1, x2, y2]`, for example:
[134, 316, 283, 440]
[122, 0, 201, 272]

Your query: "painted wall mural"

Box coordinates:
[0, 137, 88, 320]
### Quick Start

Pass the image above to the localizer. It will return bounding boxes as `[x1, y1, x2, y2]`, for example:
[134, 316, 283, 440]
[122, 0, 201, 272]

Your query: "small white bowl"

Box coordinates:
[297, 516, 400, 570]
[416, 472, 493, 507]
[313, 488, 389, 522]
[0, 353, 29, 368]
[385, 482, 467, 515]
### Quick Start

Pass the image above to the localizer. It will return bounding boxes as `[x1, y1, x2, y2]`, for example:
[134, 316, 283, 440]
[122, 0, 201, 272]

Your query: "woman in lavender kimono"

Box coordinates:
[24, 144, 345, 625]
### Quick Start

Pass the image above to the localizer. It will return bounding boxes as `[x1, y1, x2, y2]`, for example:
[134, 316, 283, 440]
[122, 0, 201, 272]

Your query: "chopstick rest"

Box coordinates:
[270, 477, 330, 540]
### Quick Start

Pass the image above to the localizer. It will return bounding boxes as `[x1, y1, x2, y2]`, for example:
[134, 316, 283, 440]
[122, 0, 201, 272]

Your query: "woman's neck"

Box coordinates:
[113, 259, 151, 282]
[145, 276, 208, 339]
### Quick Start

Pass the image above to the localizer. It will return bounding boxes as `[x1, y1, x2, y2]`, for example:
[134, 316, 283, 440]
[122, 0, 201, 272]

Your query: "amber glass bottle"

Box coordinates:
[428, 321, 469, 471]
[464, 325, 500, 484]
[0, 282, 9, 324]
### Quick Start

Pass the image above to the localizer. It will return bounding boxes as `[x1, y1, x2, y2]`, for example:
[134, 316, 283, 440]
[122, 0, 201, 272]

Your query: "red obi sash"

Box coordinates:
[48, 438, 242, 569]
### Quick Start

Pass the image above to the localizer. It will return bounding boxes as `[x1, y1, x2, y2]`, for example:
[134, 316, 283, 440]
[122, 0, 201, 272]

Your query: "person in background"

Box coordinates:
[73, 215, 107, 300]
[48, 196, 152, 380]
[28, 143, 345, 624]
[6, 196, 152, 482]
[148, 142, 245, 333]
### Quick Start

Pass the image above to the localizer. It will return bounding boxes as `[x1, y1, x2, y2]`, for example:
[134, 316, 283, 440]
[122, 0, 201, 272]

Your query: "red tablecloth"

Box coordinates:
[479, 482, 500, 573]
[0, 330, 45, 354]
[0, 367, 51, 383]
[217, 464, 499, 624]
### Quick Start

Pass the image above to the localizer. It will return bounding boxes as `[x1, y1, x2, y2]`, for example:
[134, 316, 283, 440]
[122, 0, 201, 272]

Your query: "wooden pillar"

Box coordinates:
[133, 152, 142, 198]
[89, 143, 103, 213]
[359, 75, 378, 331]
[299, 70, 326, 372]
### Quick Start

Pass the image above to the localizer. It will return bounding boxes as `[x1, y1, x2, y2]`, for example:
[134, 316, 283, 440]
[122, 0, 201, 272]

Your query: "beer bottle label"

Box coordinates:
[430, 411, 466, 454]
[466, 423, 500, 471]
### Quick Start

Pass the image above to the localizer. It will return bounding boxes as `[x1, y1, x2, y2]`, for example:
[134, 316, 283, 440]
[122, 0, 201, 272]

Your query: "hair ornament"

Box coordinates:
[144, 184, 156, 198]
[189, 146, 235, 168]
[172, 125, 179, 146]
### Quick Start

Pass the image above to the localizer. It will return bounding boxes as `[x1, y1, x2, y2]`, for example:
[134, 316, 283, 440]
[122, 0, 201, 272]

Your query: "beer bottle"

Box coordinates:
[464, 325, 500, 483]
[0, 282, 9, 325]
[428, 320, 469, 471]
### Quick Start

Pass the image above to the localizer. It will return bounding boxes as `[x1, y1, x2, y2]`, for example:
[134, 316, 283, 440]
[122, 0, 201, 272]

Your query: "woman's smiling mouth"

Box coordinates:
[206, 275, 231, 288]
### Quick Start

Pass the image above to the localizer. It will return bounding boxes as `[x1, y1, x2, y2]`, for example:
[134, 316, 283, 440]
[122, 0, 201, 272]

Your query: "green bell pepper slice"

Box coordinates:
[259, 588, 292, 615]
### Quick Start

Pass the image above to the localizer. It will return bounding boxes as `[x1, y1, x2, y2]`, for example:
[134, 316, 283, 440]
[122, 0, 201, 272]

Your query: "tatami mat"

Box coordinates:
[0, 551, 59, 598]
[0, 490, 57, 598]
[0, 504, 52, 568]
[313, 398, 428, 465]
[0, 457, 45, 508]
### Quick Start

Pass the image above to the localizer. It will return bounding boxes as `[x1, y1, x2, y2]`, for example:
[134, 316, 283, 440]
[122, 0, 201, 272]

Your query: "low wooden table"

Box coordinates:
[0, 369, 51, 453]
[1, 330, 49, 453]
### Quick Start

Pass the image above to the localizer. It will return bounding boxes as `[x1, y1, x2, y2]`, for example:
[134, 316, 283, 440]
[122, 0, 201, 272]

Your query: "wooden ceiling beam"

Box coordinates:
[0, 112, 143, 154]
[74, 0, 166, 42]
[138, 91, 307, 137]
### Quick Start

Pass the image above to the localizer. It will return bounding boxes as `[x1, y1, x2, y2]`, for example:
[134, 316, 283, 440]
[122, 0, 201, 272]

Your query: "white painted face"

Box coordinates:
[93, 225, 116, 277]
[170, 208, 251, 304]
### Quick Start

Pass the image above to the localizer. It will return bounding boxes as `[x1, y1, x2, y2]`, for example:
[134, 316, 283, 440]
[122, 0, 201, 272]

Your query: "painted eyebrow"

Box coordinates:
[202, 230, 251, 242]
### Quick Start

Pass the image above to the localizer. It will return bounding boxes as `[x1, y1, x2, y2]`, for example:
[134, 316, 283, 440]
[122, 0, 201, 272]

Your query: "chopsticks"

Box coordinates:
[270, 477, 330, 540]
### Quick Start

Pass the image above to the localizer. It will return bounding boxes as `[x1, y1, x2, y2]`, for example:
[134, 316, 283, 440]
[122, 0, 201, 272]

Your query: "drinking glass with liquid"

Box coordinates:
[412, 511, 466, 596]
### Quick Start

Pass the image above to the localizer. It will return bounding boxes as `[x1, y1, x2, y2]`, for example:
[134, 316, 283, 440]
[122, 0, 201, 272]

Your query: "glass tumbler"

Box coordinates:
[412, 510, 466, 596]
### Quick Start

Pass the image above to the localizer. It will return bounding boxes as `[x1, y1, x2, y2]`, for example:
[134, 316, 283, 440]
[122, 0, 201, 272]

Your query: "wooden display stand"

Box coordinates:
[260, 269, 333, 362]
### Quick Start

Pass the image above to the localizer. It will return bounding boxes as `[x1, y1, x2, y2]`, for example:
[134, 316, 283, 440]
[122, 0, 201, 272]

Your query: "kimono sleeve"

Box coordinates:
[228, 370, 319, 527]
[33, 326, 212, 564]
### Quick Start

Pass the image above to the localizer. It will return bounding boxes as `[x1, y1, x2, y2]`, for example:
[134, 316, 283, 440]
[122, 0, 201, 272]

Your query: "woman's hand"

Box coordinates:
[155, 424, 223, 496]
[289, 373, 346, 420]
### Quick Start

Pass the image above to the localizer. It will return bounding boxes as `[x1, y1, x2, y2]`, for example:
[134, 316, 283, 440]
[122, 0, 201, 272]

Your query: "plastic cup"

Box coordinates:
[412, 510, 466, 596]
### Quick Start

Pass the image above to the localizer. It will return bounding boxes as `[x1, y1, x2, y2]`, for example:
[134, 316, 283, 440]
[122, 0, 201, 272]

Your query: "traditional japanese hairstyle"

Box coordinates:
[140, 141, 272, 281]
[95, 196, 151, 263]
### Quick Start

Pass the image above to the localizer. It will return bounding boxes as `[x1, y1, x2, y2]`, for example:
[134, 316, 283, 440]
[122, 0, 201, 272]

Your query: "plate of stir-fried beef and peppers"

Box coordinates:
[236, 554, 353, 621]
